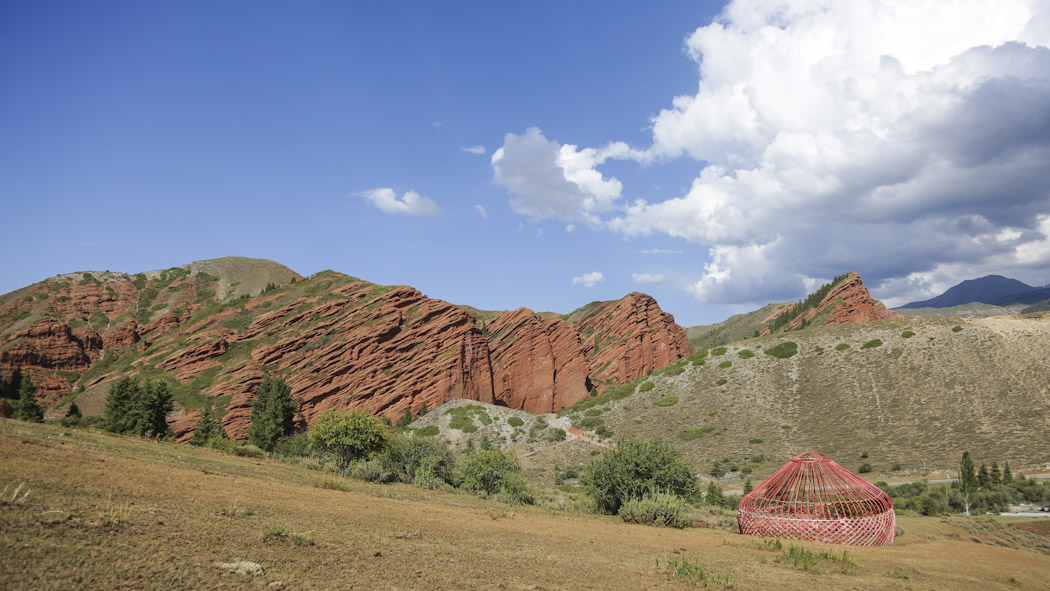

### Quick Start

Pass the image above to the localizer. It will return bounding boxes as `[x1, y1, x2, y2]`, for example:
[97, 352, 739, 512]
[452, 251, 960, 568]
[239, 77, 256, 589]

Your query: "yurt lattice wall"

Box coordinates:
[737, 451, 895, 546]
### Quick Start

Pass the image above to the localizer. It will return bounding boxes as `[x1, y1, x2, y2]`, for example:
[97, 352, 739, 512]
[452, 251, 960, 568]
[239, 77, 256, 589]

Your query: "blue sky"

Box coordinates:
[2, 1, 1049, 327]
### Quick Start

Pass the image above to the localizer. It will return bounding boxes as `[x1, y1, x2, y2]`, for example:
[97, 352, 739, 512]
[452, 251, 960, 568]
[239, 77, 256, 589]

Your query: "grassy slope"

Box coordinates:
[3, 420, 1049, 590]
[686, 303, 790, 350]
[527, 314, 1050, 486]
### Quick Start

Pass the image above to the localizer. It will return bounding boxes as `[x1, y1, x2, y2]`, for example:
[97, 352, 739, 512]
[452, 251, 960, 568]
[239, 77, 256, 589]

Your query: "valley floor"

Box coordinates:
[2, 420, 1049, 590]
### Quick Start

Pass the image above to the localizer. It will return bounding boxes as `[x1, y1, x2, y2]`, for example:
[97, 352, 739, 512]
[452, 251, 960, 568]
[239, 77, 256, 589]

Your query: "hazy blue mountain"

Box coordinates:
[898, 275, 1035, 309]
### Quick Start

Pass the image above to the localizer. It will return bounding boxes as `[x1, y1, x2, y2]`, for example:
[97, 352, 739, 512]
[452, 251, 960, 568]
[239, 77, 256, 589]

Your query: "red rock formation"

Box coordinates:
[0, 318, 91, 371]
[576, 293, 693, 389]
[786, 272, 897, 330]
[168, 409, 202, 444]
[487, 308, 590, 413]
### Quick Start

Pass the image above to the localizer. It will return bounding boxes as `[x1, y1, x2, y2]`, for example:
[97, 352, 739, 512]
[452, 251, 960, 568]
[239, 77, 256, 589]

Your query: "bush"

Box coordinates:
[711, 346, 727, 356]
[459, 446, 532, 504]
[189, 408, 223, 446]
[307, 410, 388, 470]
[414, 425, 440, 437]
[618, 491, 690, 528]
[748, 438, 763, 444]
[861, 339, 883, 349]
[655, 395, 679, 407]
[639, 381, 656, 393]
[230, 444, 266, 458]
[272, 433, 312, 458]
[507, 416, 524, 427]
[581, 437, 698, 514]
[715, 378, 727, 386]
[718, 360, 732, 368]
[835, 343, 850, 351]
[858, 463, 873, 473]
[206, 434, 238, 454]
[764, 341, 798, 359]
[247, 377, 297, 452]
[678, 427, 715, 441]
[380, 436, 455, 488]
[901, 331, 915, 339]
[547, 428, 567, 442]
[737, 349, 755, 359]
[952, 325, 963, 332]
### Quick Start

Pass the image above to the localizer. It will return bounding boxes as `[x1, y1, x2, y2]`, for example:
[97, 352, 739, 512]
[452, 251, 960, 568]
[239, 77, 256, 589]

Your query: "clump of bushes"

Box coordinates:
[764, 341, 798, 358]
[655, 395, 679, 407]
[718, 360, 732, 368]
[835, 343, 850, 351]
[711, 346, 727, 356]
[901, 331, 915, 339]
[737, 349, 755, 359]
[618, 490, 690, 528]
[639, 381, 656, 393]
[861, 339, 883, 349]
[580, 437, 698, 515]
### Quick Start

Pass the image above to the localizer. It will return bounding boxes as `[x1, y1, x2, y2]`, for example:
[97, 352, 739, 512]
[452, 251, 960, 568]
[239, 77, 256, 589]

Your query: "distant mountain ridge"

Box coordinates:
[898, 275, 1036, 309]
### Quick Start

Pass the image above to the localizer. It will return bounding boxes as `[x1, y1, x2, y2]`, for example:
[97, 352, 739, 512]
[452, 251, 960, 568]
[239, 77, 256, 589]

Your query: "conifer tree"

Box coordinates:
[706, 481, 726, 508]
[978, 463, 990, 489]
[743, 479, 753, 495]
[989, 461, 1001, 486]
[959, 451, 977, 516]
[1002, 462, 1014, 484]
[247, 376, 296, 451]
[13, 372, 44, 423]
[65, 401, 82, 419]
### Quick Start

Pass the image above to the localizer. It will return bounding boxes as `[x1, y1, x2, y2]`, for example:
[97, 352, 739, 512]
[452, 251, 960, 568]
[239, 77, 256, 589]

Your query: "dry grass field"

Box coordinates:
[3, 420, 1049, 590]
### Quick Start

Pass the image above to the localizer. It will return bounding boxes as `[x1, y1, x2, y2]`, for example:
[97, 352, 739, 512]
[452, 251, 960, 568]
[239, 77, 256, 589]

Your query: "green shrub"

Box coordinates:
[835, 343, 850, 351]
[764, 341, 798, 358]
[639, 381, 656, 393]
[414, 425, 440, 437]
[718, 360, 732, 368]
[507, 416, 524, 427]
[858, 463, 873, 473]
[663, 363, 685, 377]
[307, 409, 388, 470]
[901, 331, 915, 339]
[655, 395, 679, 407]
[380, 436, 455, 488]
[189, 408, 223, 446]
[580, 437, 698, 514]
[618, 490, 689, 528]
[678, 427, 715, 441]
[737, 349, 755, 359]
[206, 434, 238, 454]
[547, 428, 567, 442]
[272, 433, 312, 458]
[861, 339, 883, 349]
[748, 438, 763, 444]
[230, 444, 266, 459]
[580, 416, 604, 429]
[711, 346, 727, 356]
[459, 446, 532, 504]
[715, 378, 727, 386]
[952, 325, 963, 332]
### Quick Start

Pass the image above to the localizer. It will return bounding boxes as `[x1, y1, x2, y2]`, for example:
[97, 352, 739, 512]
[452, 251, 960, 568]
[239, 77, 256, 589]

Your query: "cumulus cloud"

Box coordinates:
[640, 248, 682, 255]
[599, 0, 1050, 304]
[461, 145, 486, 155]
[572, 271, 605, 287]
[632, 272, 667, 285]
[357, 188, 438, 217]
[475, 204, 488, 219]
[491, 127, 644, 225]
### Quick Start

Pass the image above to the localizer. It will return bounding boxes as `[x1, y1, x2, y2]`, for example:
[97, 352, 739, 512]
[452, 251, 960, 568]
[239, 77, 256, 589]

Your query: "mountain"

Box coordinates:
[0, 257, 690, 440]
[687, 271, 895, 349]
[898, 275, 1036, 309]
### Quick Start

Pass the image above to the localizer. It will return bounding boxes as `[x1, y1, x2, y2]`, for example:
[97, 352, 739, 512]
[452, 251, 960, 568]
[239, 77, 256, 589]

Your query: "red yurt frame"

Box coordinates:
[738, 451, 895, 546]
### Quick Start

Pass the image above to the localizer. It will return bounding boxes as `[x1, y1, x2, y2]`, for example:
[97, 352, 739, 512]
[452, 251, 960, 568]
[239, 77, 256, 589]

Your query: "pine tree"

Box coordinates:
[13, 372, 44, 423]
[706, 481, 726, 508]
[1, 368, 23, 400]
[247, 377, 296, 452]
[419, 401, 428, 416]
[743, 479, 753, 495]
[977, 463, 990, 489]
[65, 401, 82, 419]
[989, 461, 1001, 486]
[102, 376, 172, 438]
[1002, 462, 1014, 484]
[959, 451, 977, 516]
[189, 407, 222, 446]
[103, 376, 140, 434]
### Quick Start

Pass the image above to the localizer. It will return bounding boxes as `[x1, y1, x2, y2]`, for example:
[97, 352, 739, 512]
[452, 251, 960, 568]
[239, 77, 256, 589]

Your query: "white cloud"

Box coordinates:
[491, 127, 643, 225]
[572, 271, 605, 287]
[461, 145, 486, 155]
[565, 224, 576, 233]
[475, 204, 488, 219]
[604, 0, 1050, 304]
[640, 248, 682, 255]
[632, 272, 667, 285]
[356, 188, 438, 217]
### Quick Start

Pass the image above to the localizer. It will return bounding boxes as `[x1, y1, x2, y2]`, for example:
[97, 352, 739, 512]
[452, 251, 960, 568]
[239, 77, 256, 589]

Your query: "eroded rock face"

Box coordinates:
[787, 272, 897, 330]
[487, 308, 590, 413]
[0, 265, 692, 440]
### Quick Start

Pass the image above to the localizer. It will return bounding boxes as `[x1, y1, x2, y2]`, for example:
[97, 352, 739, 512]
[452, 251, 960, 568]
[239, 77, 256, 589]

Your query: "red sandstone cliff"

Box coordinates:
[0, 259, 691, 441]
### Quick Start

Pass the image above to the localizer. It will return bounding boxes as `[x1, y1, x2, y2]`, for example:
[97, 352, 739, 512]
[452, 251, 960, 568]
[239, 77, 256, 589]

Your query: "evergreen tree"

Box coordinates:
[989, 461, 1001, 486]
[103, 376, 140, 434]
[13, 372, 44, 423]
[977, 463, 990, 489]
[959, 451, 977, 516]
[419, 401, 428, 416]
[1, 368, 23, 400]
[706, 481, 726, 508]
[65, 401, 82, 419]
[189, 407, 222, 446]
[743, 479, 753, 495]
[395, 406, 414, 428]
[247, 376, 296, 451]
[102, 376, 173, 438]
[1002, 462, 1014, 484]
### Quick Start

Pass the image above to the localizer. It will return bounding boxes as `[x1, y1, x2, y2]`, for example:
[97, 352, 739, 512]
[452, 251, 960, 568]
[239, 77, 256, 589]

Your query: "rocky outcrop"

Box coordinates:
[0, 261, 692, 439]
[575, 293, 693, 389]
[487, 309, 590, 413]
[786, 272, 896, 330]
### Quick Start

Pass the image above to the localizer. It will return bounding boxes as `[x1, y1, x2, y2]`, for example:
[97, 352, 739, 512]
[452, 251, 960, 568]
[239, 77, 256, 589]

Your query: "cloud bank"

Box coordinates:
[572, 271, 605, 287]
[494, 0, 1050, 305]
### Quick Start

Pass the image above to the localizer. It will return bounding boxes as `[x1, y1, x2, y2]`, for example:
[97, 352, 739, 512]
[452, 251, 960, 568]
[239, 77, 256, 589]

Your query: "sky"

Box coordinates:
[2, 0, 1049, 327]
